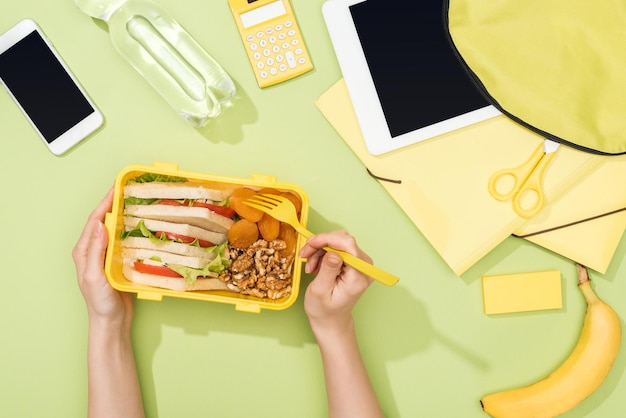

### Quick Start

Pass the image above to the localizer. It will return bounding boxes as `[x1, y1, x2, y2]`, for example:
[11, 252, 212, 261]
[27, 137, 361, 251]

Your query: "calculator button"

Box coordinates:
[249, 43, 258, 51]
[282, 42, 290, 49]
[273, 45, 281, 53]
[253, 52, 261, 60]
[278, 33, 286, 40]
[295, 48, 303, 55]
[279, 63, 287, 71]
[270, 67, 278, 75]
[288, 29, 296, 37]
[285, 51, 297, 68]
[256, 31, 264, 38]
[269, 36, 277, 44]
[265, 28, 273, 35]
[256, 61, 265, 69]
[291, 39, 299, 46]
[266, 58, 274, 66]
[246, 34, 254, 42]
[259, 39, 267, 47]
[275, 24, 283, 31]
[263, 49, 271, 57]
[275, 54, 284, 62]
[285, 21, 293, 28]
[260, 70, 268, 79]
[298, 57, 306, 65]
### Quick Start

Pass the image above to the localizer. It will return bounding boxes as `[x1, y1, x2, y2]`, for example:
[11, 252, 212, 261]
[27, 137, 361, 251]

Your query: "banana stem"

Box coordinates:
[576, 263, 601, 305]
[576, 263, 590, 286]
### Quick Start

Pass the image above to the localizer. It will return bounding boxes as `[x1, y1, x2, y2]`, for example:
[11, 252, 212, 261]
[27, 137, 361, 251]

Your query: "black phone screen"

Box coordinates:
[349, 0, 488, 138]
[0, 30, 95, 143]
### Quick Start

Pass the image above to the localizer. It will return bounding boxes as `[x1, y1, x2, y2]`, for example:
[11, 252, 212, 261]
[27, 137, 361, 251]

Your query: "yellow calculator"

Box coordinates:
[228, 0, 313, 88]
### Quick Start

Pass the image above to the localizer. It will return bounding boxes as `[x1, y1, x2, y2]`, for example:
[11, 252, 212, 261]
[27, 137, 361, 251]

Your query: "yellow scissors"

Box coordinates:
[488, 139, 560, 218]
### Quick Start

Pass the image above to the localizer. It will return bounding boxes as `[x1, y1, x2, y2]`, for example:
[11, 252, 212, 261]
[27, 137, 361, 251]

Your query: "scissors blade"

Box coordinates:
[543, 139, 560, 154]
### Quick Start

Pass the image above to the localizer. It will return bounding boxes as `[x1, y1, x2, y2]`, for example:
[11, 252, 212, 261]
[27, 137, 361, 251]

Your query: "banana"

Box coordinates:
[481, 263, 621, 418]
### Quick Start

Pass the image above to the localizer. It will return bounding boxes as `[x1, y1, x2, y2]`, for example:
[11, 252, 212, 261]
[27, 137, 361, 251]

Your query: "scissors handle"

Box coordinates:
[511, 150, 557, 218]
[488, 144, 545, 201]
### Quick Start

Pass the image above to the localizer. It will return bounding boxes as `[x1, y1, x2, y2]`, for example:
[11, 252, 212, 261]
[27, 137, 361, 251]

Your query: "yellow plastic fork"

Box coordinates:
[244, 193, 399, 286]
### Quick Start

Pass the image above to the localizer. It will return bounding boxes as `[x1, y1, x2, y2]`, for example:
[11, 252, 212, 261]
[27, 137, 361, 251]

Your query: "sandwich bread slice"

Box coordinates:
[125, 204, 234, 234]
[122, 263, 229, 292]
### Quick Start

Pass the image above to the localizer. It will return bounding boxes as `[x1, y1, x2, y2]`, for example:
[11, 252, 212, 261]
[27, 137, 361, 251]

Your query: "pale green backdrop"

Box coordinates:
[1, 1, 625, 417]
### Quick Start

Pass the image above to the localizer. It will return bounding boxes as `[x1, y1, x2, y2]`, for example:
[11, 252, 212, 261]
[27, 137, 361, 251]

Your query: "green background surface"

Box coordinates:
[1, 1, 625, 417]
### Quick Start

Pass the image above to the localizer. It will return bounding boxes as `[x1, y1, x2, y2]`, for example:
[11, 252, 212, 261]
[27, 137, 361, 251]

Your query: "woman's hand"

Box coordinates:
[73, 188, 145, 418]
[299, 231, 383, 418]
[72, 188, 133, 329]
[300, 231, 374, 334]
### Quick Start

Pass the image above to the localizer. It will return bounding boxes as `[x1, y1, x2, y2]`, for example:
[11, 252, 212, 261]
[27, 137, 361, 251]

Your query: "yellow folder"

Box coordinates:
[315, 79, 601, 275]
[514, 156, 626, 273]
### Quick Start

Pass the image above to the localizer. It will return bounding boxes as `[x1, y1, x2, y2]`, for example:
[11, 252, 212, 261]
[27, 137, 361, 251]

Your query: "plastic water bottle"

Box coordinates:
[75, 0, 236, 127]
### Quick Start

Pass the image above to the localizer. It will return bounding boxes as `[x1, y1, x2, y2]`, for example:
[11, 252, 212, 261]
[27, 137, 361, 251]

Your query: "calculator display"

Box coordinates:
[240, 1, 287, 28]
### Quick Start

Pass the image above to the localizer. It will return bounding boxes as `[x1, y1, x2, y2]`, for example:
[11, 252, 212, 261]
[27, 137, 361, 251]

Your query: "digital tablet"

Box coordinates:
[322, 0, 500, 156]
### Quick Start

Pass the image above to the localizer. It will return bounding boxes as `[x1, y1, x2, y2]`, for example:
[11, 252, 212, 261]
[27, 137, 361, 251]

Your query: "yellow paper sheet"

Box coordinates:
[315, 79, 601, 275]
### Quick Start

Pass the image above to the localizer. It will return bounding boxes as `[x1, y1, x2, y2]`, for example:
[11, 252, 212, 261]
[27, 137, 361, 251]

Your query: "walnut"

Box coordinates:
[271, 240, 287, 251]
[220, 238, 294, 299]
[241, 288, 267, 298]
[231, 253, 254, 273]
[226, 283, 241, 293]
[268, 286, 291, 300]
[234, 270, 257, 290]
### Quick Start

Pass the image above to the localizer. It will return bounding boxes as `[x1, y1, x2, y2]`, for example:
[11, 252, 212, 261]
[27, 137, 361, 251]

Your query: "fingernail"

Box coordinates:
[326, 252, 343, 267]
[96, 221, 105, 238]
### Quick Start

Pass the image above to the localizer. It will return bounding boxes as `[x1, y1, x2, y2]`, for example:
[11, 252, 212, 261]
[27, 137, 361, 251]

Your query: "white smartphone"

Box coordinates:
[0, 19, 103, 155]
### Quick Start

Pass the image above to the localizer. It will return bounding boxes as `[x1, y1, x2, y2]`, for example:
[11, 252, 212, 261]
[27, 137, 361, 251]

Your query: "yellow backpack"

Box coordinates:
[446, 0, 626, 155]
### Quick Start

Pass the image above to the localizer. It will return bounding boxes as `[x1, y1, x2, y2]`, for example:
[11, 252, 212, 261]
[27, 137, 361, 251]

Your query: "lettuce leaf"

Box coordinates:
[121, 220, 188, 245]
[128, 173, 188, 184]
[124, 197, 161, 206]
[121, 219, 156, 240]
[168, 249, 231, 285]
[169, 242, 231, 284]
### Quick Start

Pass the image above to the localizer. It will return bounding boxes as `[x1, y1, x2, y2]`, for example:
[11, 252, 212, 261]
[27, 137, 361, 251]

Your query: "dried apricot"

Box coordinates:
[258, 212, 280, 241]
[278, 223, 298, 257]
[279, 191, 302, 216]
[257, 187, 280, 196]
[229, 187, 264, 222]
[228, 219, 260, 249]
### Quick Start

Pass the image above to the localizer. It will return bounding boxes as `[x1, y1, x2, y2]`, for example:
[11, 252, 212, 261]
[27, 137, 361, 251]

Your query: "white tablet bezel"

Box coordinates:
[322, 0, 500, 156]
[0, 19, 104, 155]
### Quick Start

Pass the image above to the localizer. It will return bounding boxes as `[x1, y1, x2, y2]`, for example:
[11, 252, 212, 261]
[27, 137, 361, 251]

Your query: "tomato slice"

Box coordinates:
[156, 231, 215, 248]
[159, 199, 236, 219]
[189, 201, 236, 218]
[134, 261, 181, 278]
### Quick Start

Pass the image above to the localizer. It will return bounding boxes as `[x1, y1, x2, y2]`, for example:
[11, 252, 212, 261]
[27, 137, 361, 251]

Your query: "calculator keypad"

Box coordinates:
[243, 19, 313, 88]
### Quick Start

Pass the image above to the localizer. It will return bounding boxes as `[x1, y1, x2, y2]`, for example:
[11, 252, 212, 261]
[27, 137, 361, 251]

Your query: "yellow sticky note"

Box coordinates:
[482, 271, 562, 314]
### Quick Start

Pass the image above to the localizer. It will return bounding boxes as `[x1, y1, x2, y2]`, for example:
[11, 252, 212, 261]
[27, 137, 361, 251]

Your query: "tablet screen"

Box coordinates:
[349, 1, 488, 138]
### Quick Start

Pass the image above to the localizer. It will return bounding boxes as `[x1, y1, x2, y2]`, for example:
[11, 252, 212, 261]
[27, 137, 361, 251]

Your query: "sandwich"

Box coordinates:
[120, 173, 238, 291]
